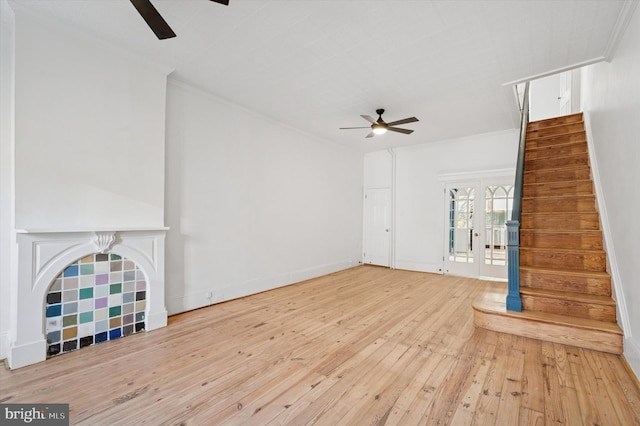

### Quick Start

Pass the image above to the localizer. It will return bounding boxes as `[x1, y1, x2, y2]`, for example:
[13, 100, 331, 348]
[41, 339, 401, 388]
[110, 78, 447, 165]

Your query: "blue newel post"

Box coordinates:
[506, 220, 522, 311]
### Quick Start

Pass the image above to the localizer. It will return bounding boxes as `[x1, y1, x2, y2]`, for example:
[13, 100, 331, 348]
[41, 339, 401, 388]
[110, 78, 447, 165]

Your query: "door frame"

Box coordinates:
[438, 169, 515, 280]
[362, 187, 391, 267]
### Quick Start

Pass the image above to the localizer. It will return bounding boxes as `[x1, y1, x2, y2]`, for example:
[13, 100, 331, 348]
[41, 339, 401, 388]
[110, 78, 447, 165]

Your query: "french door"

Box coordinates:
[444, 180, 513, 279]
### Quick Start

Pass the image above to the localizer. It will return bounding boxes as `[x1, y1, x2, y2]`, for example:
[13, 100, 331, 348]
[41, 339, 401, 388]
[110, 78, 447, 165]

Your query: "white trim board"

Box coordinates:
[582, 112, 632, 338]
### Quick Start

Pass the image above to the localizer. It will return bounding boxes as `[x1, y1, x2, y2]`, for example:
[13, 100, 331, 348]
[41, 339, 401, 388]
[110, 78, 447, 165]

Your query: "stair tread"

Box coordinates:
[521, 211, 599, 216]
[528, 113, 583, 128]
[526, 152, 588, 160]
[521, 229, 601, 234]
[527, 129, 586, 141]
[520, 287, 616, 305]
[522, 194, 595, 200]
[524, 179, 592, 186]
[520, 265, 610, 277]
[524, 166, 590, 174]
[520, 246, 605, 254]
[473, 289, 622, 335]
[526, 128, 585, 136]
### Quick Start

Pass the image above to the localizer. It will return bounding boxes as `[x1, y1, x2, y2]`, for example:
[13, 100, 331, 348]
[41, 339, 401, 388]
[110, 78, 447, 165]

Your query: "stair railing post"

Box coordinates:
[507, 81, 529, 312]
[506, 220, 522, 311]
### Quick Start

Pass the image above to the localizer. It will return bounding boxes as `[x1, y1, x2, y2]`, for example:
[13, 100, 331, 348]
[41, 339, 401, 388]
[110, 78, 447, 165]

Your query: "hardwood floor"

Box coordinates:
[2, 266, 639, 425]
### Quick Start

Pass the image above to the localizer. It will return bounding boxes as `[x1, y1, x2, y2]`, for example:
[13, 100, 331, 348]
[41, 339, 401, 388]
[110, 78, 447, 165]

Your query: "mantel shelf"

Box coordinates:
[15, 227, 170, 234]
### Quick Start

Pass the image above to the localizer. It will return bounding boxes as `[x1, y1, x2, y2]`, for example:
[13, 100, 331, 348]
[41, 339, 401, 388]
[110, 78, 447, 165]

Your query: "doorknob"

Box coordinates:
[474, 232, 479, 237]
[386, 229, 389, 232]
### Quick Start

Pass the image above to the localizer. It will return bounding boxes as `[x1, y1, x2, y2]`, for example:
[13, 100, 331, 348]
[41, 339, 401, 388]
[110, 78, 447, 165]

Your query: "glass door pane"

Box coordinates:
[483, 185, 513, 266]
[448, 187, 475, 264]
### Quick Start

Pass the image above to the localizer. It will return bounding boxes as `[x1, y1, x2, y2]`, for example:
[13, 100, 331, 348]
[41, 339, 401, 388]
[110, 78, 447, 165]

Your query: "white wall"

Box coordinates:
[365, 129, 519, 273]
[1, 5, 170, 359]
[0, 0, 16, 359]
[164, 80, 363, 314]
[580, 7, 640, 377]
[13, 11, 168, 230]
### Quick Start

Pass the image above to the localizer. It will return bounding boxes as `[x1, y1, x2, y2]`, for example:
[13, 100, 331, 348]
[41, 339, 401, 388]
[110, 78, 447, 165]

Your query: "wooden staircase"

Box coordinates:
[473, 113, 623, 354]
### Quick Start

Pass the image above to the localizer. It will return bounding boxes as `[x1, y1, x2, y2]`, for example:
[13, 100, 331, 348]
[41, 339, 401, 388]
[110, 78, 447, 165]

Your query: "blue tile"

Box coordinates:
[47, 331, 61, 344]
[46, 304, 62, 318]
[63, 265, 79, 277]
[109, 328, 122, 340]
[94, 331, 108, 344]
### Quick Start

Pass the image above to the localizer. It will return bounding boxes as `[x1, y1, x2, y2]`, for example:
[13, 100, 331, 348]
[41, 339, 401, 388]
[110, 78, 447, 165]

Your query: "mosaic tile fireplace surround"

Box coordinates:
[45, 253, 148, 357]
[7, 229, 168, 369]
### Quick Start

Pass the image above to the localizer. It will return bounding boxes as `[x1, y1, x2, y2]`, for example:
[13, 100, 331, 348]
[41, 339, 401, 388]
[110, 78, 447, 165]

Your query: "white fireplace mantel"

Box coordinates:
[7, 228, 168, 369]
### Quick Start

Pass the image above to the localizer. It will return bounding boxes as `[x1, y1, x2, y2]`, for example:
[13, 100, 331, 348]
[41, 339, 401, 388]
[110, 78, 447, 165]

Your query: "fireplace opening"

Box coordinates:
[44, 252, 147, 357]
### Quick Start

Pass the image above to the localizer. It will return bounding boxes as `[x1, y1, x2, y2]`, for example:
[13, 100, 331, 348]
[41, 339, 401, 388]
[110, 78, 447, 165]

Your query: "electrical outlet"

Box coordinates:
[205, 291, 212, 299]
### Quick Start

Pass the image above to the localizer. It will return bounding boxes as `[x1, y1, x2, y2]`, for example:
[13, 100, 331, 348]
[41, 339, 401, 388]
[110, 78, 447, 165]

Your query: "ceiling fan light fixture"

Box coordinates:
[372, 123, 388, 135]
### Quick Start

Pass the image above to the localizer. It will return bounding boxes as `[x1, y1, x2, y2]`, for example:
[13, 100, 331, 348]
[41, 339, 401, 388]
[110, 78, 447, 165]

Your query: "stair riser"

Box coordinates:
[525, 154, 590, 171]
[523, 181, 593, 197]
[525, 142, 587, 160]
[520, 249, 606, 272]
[522, 197, 596, 213]
[527, 114, 583, 131]
[521, 213, 600, 231]
[524, 167, 591, 184]
[526, 131, 586, 149]
[473, 309, 622, 354]
[520, 269, 611, 296]
[521, 294, 616, 322]
[528, 122, 585, 139]
[520, 231, 603, 250]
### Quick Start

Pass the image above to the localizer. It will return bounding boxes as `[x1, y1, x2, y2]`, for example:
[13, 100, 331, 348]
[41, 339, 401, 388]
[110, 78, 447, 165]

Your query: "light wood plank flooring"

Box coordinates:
[2, 266, 639, 425]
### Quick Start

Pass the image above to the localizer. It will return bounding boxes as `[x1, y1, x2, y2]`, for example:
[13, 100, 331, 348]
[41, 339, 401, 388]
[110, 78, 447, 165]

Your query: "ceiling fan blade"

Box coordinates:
[130, 0, 176, 40]
[361, 115, 377, 124]
[386, 117, 419, 127]
[365, 132, 375, 138]
[387, 127, 414, 135]
[340, 126, 370, 130]
[211, 0, 230, 5]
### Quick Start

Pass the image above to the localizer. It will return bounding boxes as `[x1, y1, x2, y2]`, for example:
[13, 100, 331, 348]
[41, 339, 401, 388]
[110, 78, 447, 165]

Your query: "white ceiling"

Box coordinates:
[10, 0, 634, 152]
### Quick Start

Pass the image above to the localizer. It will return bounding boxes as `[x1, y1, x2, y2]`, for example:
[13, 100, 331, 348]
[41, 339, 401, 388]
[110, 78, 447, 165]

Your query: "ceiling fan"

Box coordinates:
[130, 0, 229, 40]
[340, 109, 419, 138]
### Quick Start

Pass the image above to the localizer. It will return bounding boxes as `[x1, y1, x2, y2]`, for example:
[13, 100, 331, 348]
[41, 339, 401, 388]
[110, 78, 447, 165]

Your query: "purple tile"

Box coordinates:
[94, 297, 108, 309]
[95, 274, 109, 285]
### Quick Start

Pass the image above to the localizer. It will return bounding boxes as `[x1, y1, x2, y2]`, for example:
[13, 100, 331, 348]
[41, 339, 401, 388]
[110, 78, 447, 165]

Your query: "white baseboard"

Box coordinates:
[7, 338, 46, 369]
[0, 330, 9, 360]
[394, 260, 443, 274]
[165, 260, 358, 316]
[624, 336, 640, 383]
[583, 113, 632, 337]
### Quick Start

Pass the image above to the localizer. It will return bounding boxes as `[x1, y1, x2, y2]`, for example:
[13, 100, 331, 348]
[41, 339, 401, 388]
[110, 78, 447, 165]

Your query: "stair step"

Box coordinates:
[524, 167, 591, 184]
[522, 194, 596, 213]
[520, 266, 611, 296]
[525, 152, 590, 171]
[527, 113, 584, 131]
[521, 212, 600, 231]
[527, 122, 585, 140]
[520, 288, 616, 322]
[523, 180, 593, 197]
[525, 141, 587, 160]
[520, 229, 603, 250]
[526, 131, 586, 149]
[473, 288, 622, 354]
[520, 247, 606, 272]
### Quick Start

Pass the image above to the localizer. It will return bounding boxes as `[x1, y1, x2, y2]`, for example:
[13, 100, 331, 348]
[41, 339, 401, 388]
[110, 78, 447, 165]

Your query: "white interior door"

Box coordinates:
[363, 188, 390, 267]
[559, 71, 572, 115]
